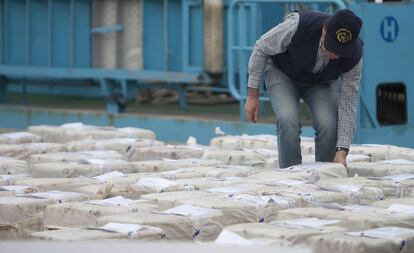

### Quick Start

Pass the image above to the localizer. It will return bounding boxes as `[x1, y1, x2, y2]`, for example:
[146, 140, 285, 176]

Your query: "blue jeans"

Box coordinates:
[264, 63, 338, 168]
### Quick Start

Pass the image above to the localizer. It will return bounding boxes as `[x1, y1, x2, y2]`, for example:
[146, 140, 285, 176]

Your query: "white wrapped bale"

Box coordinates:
[31, 159, 132, 178]
[347, 154, 371, 162]
[126, 159, 223, 173]
[143, 191, 281, 224]
[14, 177, 98, 191]
[31, 223, 165, 241]
[75, 182, 113, 199]
[104, 171, 205, 199]
[266, 185, 352, 207]
[141, 191, 223, 210]
[229, 194, 297, 222]
[0, 157, 29, 174]
[24, 191, 86, 203]
[0, 143, 66, 160]
[281, 162, 348, 182]
[202, 149, 268, 165]
[0, 132, 42, 144]
[276, 205, 414, 231]
[349, 144, 396, 162]
[210, 134, 277, 150]
[317, 177, 386, 205]
[249, 163, 347, 185]
[127, 145, 205, 161]
[29, 123, 156, 143]
[43, 196, 159, 228]
[317, 176, 410, 199]
[386, 146, 414, 161]
[0, 190, 15, 197]
[373, 174, 414, 197]
[0, 185, 38, 194]
[372, 197, 414, 208]
[30, 150, 124, 164]
[97, 204, 224, 241]
[173, 177, 248, 191]
[66, 138, 164, 153]
[0, 196, 55, 239]
[13, 178, 113, 199]
[178, 195, 274, 224]
[348, 161, 414, 177]
[134, 177, 197, 193]
[117, 127, 156, 140]
[309, 227, 414, 253]
[248, 155, 318, 169]
[165, 165, 258, 179]
[0, 174, 30, 186]
[220, 219, 346, 246]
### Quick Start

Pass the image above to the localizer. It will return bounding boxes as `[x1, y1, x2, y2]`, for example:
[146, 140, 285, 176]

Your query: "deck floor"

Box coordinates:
[6, 93, 313, 125]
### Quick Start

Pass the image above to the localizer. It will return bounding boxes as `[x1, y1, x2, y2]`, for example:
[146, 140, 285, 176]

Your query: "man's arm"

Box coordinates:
[334, 58, 363, 166]
[245, 13, 299, 123]
[247, 12, 299, 89]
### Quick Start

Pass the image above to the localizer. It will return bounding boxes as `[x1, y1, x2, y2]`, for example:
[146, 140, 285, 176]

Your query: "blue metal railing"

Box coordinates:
[227, 0, 347, 120]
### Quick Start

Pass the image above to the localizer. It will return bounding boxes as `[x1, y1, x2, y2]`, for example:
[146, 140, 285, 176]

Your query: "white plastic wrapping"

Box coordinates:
[0, 132, 42, 144]
[127, 145, 206, 161]
[31, 223, 165, 241]
[0, 143, 66, 160]
[348, 161, 414, 177]
[0, 196, 55, 239]
[29, 150, 124, 165]
[219, 220, 345, 247]
[202, 149, 269, 165]
[31, 159, 132, 178]
[43, 196, 159, 228]
[66, 138, 164, 153]
[310, 227, 414, 253]
[29, 123, 156, 142]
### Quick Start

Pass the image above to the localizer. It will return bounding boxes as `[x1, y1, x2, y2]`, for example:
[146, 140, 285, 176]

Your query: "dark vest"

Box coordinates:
[270, 11, 363, 85]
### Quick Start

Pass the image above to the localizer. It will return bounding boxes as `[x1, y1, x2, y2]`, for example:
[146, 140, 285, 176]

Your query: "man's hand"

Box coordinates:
[244, 88, 260, 123]
[333, 150, 348, 169]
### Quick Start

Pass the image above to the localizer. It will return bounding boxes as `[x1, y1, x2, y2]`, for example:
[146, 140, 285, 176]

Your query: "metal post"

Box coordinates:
[238, 3, 248, 121]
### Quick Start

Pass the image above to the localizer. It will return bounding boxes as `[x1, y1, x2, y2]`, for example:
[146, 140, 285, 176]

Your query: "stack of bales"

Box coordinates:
[1, 123, 414, 253]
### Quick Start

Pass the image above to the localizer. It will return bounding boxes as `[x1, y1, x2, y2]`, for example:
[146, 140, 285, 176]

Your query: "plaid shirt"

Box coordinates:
[248, 12, 363, 149]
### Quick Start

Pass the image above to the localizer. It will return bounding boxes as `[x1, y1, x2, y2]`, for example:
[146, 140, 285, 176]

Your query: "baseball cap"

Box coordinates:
[324, 9, 363, 58]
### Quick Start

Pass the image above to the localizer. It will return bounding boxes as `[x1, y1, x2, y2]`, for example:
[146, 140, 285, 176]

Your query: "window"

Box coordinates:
[376, 83, 407, 125]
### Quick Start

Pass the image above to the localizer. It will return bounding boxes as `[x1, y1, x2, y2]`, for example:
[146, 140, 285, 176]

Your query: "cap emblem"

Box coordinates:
[336, 28, 352, 43]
